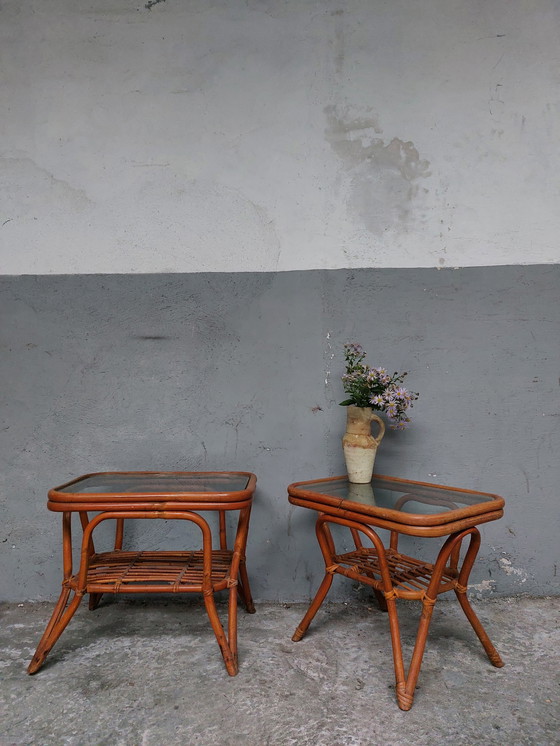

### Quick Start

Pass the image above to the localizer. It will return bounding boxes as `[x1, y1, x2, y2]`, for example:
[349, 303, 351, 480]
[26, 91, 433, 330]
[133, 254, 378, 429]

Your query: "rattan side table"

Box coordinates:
[288, 473, 505, 710]
[28, 471, 256, 676]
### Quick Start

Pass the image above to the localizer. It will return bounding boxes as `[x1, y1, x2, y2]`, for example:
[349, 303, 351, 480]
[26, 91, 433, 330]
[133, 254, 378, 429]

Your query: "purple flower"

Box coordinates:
[386, 403, 398, 417]
[344, 342, 364, 355]
[340, 342, 418, 422]
[392, 420, 408, 430]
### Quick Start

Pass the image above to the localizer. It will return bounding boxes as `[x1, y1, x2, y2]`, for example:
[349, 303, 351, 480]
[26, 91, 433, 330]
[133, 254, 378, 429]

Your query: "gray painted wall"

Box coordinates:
[1, 266, 558, 601]
[2, 0, 560, 273]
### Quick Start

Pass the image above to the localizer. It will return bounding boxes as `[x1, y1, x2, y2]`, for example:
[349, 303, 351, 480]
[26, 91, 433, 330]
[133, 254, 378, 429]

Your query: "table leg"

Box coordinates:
[291, 517, 503, 711]
[350, 527, 387, 612]
[453, 528, 504, 668]
[195, 508, 250, 676]
[28, 589, 84, 674]
[218, 508, 254, 615]
[88, 593, 103, 611]
[292, 571, 334, 642]
[29, 503, 255, 677]
[28, 513, 85, 674]
[89, 517, 127, 611]
[390, 528, 503, 710]
[226, 506, 255, 671]
[455, 591, 504, 667]
[291, 515, 338, 641]
[237, 558, 256, 614]
[88, 517, 126, 611]
[77, 511, 103, 611]
[203, 591, 238, 675]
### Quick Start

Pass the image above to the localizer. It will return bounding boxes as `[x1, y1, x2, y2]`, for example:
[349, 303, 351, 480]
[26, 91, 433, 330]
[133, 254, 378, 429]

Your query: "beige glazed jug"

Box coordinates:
[342, 405, 386, 483]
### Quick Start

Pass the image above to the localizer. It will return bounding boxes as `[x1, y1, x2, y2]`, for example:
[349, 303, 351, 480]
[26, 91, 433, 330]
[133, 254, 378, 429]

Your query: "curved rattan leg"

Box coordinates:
[88, 593, 103, 611]
[28, 589, 83, 674]
[395, 597, 437, 710]
[382, 594, 411, 710]
[317, 517, 411, 706]
[454, 589, 504, 667]
[292, 570, 334, 642]
[373, 589, 388, 612]
[392, 530, 474, 709]
[27, 586, 71, 673]
[454, 529, 503, 667]
[203, 591, 238, 676]
[237, 560, 255, 613]
[292, 515, 339, 641]
[228, 582, 239, 670]
[114, 518, 124, 550]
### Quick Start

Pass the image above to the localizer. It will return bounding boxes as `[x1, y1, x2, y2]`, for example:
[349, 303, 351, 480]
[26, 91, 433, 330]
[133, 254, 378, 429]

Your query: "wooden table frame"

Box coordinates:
[288, 474, 505, 711]
[28, 471, 256, 677]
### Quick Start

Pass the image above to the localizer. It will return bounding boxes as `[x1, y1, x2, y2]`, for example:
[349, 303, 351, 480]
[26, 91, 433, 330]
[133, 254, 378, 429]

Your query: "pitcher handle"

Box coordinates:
[370, 412, 386, 445]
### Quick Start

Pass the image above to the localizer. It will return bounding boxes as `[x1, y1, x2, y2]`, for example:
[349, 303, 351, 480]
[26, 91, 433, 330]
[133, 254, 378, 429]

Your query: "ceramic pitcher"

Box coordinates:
[342, 405, 386, 483]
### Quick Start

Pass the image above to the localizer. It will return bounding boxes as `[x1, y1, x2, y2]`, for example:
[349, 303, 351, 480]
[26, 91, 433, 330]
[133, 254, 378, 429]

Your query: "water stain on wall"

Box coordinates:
[324, 106, 431, 234]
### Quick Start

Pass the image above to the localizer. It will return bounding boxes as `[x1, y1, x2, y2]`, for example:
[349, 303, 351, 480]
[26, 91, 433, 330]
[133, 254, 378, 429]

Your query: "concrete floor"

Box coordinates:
[1, 596, 558, 746]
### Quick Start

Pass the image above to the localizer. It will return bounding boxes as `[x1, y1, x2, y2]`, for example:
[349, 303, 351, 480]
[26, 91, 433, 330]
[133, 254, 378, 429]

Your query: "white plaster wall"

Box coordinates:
[1, 0, 559, 274]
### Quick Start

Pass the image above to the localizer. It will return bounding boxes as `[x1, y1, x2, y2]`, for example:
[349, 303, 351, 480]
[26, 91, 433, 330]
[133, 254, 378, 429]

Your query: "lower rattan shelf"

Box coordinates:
[67, 549, 234, 594]
[333, 547, 458, 599]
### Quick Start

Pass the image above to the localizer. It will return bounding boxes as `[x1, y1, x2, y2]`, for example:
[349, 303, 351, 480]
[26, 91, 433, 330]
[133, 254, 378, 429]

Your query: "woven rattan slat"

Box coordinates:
[333, 547, 457, 599]
[77, 550, 234, 592]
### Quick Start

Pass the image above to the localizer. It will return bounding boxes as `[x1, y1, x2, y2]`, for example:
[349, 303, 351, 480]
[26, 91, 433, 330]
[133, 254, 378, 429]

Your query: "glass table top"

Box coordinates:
[289, 475, 500, 517]
[55, 472, 251, 495]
